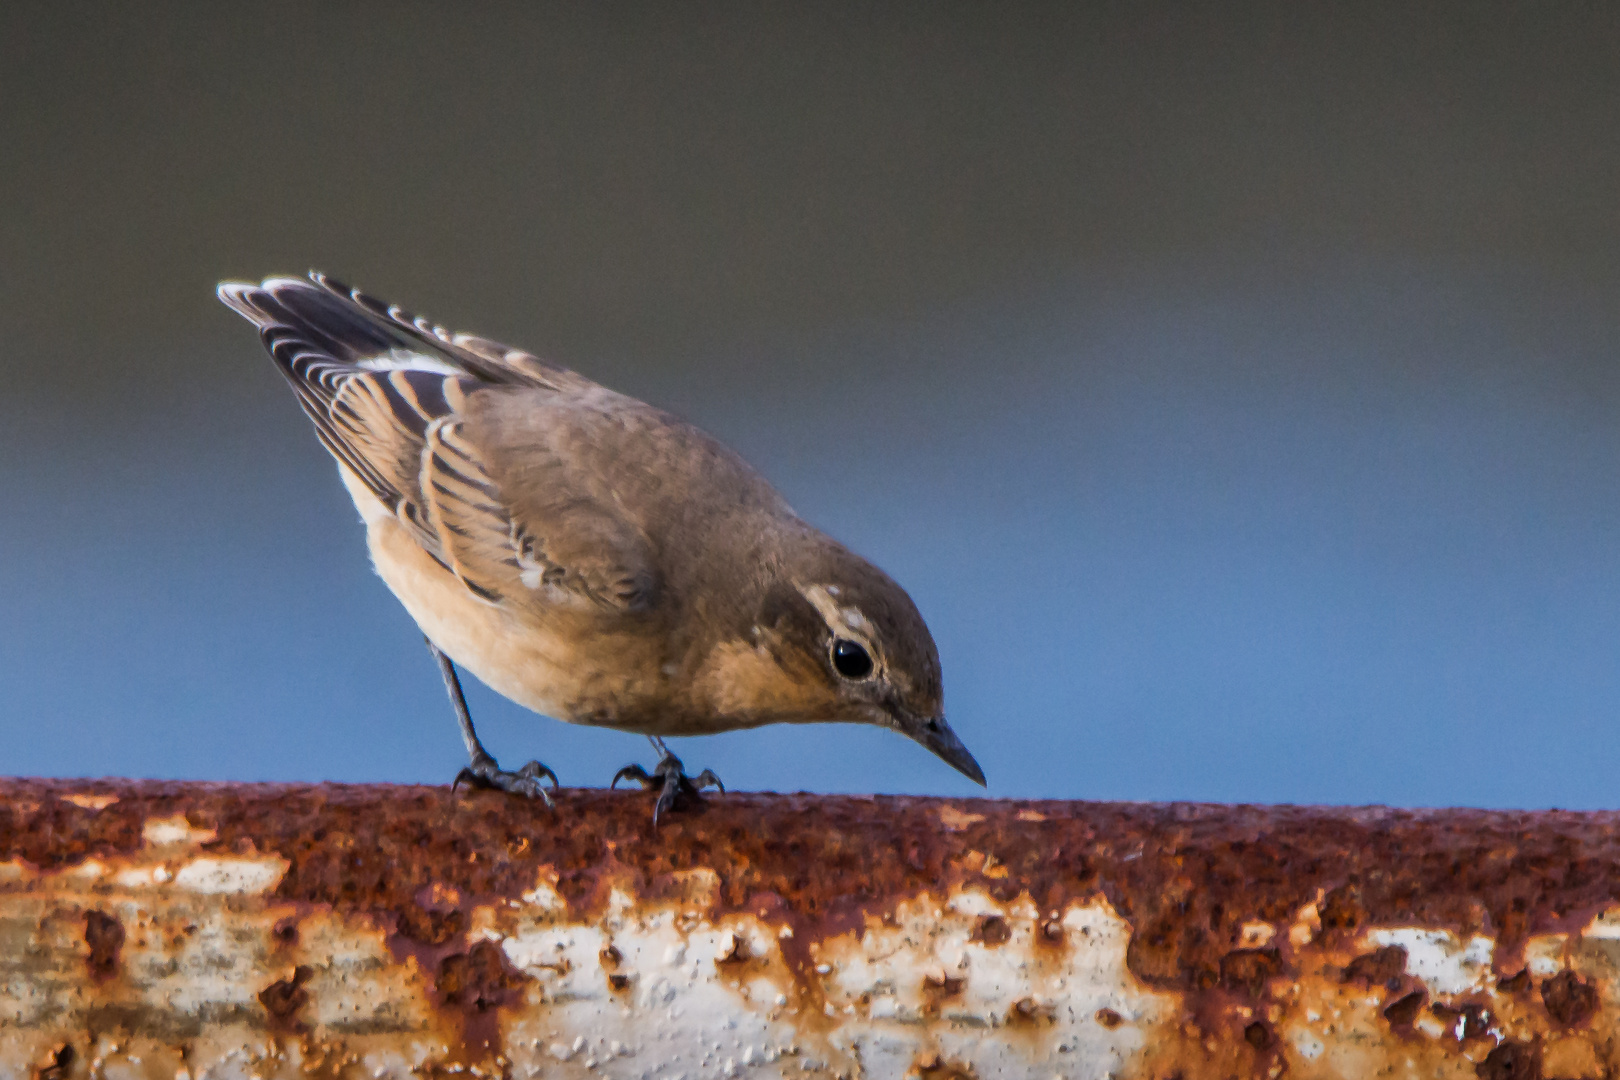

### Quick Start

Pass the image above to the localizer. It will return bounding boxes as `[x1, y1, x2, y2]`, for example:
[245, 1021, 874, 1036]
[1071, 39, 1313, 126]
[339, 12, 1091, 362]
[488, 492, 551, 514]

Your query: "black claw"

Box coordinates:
[611, 764, 653, 790]
[611, 752, 724, 826]
[515, 760, 561, 790]
[653, 783, 681, 828]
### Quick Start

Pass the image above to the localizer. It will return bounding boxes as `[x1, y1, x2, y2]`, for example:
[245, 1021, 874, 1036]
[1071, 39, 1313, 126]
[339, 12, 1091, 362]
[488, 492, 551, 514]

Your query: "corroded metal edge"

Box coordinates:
[2, 779, 1618, 1079]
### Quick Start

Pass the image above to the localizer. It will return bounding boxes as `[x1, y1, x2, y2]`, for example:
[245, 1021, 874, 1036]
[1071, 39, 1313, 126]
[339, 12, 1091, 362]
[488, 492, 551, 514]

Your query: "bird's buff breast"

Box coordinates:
[364, 516, 657, 727]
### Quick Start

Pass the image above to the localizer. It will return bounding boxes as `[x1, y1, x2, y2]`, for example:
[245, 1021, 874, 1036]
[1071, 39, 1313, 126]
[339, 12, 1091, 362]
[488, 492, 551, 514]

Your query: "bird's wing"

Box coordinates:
[218, 273, 655, 613]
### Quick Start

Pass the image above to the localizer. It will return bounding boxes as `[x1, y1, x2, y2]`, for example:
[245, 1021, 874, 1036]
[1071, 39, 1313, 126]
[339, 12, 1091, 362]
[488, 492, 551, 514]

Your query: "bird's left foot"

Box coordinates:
[454, 753, 559, 805]
[611, 752, 723, 826]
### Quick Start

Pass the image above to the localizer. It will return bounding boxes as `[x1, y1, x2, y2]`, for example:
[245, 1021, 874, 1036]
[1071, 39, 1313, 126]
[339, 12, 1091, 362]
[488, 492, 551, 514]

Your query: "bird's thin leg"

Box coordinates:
[428, 637, 557, 803]
[432, 638, 492, 766]
[612, 735, 723, 826]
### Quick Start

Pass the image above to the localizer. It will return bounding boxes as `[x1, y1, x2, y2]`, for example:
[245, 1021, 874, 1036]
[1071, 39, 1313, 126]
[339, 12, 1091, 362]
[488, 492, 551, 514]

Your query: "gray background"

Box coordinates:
[4, 3, 1620, 806]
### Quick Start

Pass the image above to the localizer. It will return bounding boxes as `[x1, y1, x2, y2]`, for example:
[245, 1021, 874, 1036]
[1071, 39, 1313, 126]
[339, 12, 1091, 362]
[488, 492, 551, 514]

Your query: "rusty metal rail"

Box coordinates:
[2, 781, 1618, 1079]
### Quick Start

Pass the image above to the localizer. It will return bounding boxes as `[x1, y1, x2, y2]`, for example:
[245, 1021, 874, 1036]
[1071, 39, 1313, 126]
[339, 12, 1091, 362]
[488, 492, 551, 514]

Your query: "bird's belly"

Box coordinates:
[365, 516, 655, 725]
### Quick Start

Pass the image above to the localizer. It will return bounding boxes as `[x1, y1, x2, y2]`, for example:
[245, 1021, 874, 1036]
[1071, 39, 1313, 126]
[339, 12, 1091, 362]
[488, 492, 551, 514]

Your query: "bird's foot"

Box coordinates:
[453, 754, 558, 805]
[611, 753, 723, 826]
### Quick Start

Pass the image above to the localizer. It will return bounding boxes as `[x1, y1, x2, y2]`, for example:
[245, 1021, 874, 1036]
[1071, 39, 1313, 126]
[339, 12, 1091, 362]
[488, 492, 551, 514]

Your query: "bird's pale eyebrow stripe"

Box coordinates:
[798, 583, 877, 644]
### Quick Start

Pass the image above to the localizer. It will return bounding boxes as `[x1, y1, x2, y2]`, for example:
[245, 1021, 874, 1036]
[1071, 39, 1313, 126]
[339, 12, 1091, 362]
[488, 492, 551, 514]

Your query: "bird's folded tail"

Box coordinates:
[216, 271, 596, 392]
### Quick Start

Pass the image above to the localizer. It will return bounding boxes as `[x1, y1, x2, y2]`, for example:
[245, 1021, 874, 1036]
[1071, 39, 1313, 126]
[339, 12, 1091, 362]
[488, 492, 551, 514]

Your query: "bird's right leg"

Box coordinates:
[427, 637, 558, 804]
[612, 736, 723, 826]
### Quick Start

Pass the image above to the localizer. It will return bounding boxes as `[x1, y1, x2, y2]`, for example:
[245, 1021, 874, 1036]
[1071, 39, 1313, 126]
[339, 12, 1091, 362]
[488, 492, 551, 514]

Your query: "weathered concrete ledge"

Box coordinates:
[2, 779, 1618, 1079]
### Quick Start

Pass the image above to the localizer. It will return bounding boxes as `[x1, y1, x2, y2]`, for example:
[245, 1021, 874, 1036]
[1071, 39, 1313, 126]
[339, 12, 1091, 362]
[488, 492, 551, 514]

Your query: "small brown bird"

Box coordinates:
[219, 273, 984, 819]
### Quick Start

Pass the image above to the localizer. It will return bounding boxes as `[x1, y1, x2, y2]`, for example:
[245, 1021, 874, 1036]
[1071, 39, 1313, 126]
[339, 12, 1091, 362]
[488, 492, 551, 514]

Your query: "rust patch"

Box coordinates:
[257, 964, 312, 1026]
[1218, 947, 1281, 996]
[395, 903, 465, 946]
[432, 938, 530, 1054]
[1498, 967, 1533, 995]
[715, 933, 748, 965]
[968, 913, 1010, 945]
[35, 1044, 73, 1080]
[1382, 989, 1425, 1027]
[1476, 1040, 1541, 1080]
[1541, 969, 1599, 1028]
[1095, 1007, 1122, 1028]
[435, 940, 526, 1012]
[83, 909, 123, 977]
[1242, 1020, 1272, 1048]
[1006, 996, 1055, 1026]
[1319, 882, 1366, 932]
[1344, 944, 1408, 989]
[914, 1052, 976, 1080]
[599, 943, 622, 969]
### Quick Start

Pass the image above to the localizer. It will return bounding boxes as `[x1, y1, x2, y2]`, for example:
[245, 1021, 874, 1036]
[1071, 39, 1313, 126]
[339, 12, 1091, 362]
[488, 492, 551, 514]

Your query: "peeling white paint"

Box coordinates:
[172, 855, 289, 894]
[1367, 927, 1494, 995]
[1582, 906, 1620, 939]
[1523, 933, 1569, 977]
[142, 815, 219, 846]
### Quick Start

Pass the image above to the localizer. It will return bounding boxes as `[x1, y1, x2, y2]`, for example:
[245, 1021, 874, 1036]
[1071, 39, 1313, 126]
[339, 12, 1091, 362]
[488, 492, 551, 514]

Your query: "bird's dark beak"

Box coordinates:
[911, 716, 986, 786]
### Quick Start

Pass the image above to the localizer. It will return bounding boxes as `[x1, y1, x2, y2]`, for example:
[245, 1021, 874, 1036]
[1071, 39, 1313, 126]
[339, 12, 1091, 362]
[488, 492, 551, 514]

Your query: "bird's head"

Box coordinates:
[708, 539, 985, 786]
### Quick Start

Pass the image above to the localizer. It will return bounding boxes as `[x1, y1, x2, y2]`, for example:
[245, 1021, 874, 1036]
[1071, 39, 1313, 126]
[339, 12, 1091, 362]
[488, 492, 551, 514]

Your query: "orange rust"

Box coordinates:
[1381, 988, 1425, 1027]
[258, 964, 313, 1028]
[967, 912, 1010, 945]
[1499, 966, 1534, 995]
[82, 909, 123, 978]
[35, 1044, 74, 1080]
[430, 939, 530, 1052]
[1540, 968, 1600, 1028]
[1344, 943, 1408, 988]
[714, 931, 749, 964]
[1479, 1039, 1541, 1080]
[912, 1052, 975, 1080]
[1218, 947, 1281, 996]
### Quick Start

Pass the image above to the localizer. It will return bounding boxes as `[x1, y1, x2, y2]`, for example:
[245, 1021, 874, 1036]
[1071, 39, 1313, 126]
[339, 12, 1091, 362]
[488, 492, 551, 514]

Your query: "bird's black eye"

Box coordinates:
[831, 639, 874, 680]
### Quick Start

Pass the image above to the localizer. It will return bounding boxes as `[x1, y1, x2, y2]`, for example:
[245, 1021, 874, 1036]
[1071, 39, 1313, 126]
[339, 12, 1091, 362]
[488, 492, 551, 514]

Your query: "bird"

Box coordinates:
[218, 272, 984, 821]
